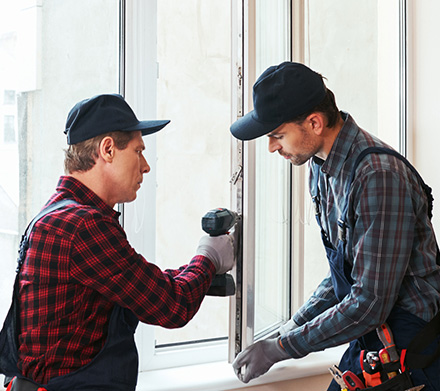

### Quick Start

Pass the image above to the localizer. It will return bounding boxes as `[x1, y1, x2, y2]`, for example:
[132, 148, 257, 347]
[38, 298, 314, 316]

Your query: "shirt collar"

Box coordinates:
[318, 111, 360, 178]
[55, 175, 121, 219]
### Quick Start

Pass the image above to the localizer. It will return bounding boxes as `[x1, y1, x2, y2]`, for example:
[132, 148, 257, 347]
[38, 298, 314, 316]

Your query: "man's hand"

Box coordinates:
[196, 234, 235, 274]
[232, 337, 291, 383]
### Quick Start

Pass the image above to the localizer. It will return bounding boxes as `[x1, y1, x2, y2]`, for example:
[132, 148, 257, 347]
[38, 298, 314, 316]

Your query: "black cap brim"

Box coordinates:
[124, 119, 171, 136]
[230, 110, 282, 141]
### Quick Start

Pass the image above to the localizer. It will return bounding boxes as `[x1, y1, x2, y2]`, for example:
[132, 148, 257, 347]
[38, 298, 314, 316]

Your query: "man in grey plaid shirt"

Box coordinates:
[230, 61, 440, 390]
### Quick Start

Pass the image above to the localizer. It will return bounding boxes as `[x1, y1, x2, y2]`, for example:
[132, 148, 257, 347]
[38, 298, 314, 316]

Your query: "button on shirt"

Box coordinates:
[281, 112, 440, 359]
[18, 176, 216, 383]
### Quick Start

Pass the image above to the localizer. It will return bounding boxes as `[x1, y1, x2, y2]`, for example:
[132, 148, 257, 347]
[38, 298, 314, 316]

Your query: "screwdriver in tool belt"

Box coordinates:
[377, 323, 399, 362]
[378, 348, 398, 379]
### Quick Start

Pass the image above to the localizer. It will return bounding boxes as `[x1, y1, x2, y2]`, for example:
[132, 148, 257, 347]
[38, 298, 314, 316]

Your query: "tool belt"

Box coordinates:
[361, 372, 414, 391]
[357, 350, 414, 391]
[329, 362, 414, 391]
[5, 377, 47, 391]
[330, 311, 440, 391]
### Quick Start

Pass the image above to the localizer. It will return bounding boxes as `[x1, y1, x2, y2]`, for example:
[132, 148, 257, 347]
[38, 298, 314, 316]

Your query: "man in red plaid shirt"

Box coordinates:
[0, 94, 235, 391]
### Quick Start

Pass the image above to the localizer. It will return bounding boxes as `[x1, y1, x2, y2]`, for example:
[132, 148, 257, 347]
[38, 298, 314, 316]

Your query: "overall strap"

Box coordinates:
[405, 311, 440, 370]
[338, 147, 434, 243]
[16, 199, 79, 273]
[311, 160, 334, 244]
[338, 147, 440, 368]
[311, 160, 322, 219]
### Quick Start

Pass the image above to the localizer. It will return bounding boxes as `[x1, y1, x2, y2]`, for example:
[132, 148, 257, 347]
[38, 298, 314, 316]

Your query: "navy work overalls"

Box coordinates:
[311, 148, 440, 391]
[0, 200, 140, 391]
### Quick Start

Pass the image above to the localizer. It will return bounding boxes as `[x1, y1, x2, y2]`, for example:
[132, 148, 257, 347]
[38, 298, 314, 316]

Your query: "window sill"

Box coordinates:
[136, 345, 347, 391]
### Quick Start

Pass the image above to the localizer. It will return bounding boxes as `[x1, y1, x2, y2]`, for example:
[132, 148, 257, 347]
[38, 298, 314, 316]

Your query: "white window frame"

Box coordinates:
[229, 0, 295, 359]
[0, 0, 414, 389]
[121, 0, 410, 382]
[121, 0, 295, 370]
[229, 0, 411, 365]
[121, 0, 230, 371]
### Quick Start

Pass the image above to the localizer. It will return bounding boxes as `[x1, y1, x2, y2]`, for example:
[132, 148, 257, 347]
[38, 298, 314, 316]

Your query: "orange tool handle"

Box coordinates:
[377, 323, 399, 362]
[379, 348, 398, 379]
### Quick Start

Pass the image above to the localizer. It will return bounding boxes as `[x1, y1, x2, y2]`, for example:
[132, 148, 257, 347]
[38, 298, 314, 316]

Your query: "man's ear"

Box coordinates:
[99, 136, 115, 163]
[307, 113, 325, 136]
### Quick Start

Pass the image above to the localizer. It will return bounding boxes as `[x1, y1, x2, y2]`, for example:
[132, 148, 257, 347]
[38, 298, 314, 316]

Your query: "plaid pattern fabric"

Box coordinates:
[281, 112, 440, 358]
[17, 176, 215, 383]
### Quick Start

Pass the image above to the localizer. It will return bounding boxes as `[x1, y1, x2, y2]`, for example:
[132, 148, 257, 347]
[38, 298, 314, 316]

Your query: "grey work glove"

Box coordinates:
[277, 318, 299, 336]
[232, 337, 291, 383]
[196, 234, 235, 274]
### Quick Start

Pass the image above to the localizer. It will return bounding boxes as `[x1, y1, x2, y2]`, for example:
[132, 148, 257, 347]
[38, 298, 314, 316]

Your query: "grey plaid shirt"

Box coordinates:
[282, 112, 440, 358]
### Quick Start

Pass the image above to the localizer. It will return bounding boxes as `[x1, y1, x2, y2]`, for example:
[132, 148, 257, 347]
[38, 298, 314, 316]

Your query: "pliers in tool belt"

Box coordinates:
[329, 365, 348, 391]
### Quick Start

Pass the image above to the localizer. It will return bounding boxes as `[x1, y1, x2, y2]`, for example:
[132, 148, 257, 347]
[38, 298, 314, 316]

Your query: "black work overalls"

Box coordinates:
[0, 200, 140, 391]
[311, 148, 440, 391]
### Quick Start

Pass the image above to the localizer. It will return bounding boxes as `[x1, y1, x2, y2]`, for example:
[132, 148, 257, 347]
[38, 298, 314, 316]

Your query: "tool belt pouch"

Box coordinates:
[360, 371, 413, 391]
[358, 349, 414, 391]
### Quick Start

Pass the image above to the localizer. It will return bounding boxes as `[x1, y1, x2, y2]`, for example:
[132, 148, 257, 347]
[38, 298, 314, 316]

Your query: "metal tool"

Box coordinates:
[202, 208, 238, 296]
[405, 386, 425, 391]
[360, 350, 382, 387]
[366, 351, 380, 371]
[328, 365, 348, 391]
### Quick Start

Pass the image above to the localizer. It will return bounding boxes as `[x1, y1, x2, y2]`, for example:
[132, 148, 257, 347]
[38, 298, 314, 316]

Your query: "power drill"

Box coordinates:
[202, 208, 238, 296]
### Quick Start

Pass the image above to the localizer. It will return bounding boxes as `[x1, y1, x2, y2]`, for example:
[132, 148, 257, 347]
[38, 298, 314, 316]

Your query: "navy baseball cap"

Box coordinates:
[230, 62, 326, 141]
[65, 94, 170, 145]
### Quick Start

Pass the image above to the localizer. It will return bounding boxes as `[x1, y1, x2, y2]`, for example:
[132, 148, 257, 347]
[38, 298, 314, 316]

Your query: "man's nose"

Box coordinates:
[141, 155, 150, 174]
[268, 138, 280, 153]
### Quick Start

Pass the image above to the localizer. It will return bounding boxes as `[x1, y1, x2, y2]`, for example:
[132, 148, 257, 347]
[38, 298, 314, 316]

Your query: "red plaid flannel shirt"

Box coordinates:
[17, 176, 215, 383]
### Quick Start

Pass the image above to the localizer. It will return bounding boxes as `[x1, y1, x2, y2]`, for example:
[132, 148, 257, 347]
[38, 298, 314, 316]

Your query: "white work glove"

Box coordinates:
[277, 318, 299, 336]
[232, 337, 291, 383]
[196, 234, 235, 274]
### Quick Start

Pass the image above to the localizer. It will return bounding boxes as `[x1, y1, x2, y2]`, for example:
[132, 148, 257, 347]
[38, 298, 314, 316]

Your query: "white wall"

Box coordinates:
[407, 0, 440, 234]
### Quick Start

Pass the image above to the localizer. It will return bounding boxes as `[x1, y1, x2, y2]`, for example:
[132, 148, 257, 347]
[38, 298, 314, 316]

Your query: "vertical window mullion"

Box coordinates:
[399, 0, 408, 157]
[229, 0, 257, 360]
[122, 0, 158, 371]
[290, 0, 306, 315]
[230, 0, 293, 359]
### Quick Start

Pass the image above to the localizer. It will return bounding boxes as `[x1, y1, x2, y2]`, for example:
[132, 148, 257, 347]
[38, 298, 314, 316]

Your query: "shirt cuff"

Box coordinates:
[280, 329, 314, 359]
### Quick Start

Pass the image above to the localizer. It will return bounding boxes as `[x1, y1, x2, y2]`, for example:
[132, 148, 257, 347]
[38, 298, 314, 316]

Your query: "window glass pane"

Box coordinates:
[302, 0, 400, 302]
[3, 115, 16, 143]
[0, 0, 119, 324]
[254, 0, 291, 337]
[4, 90, 16, 105]
[151, 1, 232, 347]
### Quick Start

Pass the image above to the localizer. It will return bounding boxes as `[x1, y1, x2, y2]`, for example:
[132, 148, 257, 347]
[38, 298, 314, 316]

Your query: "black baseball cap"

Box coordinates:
[65, 94, 170, 145]
[230, 62, 326, 141]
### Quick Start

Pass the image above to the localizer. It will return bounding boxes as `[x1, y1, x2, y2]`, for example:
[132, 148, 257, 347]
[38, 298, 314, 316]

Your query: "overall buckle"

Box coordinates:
[337, 218, 347, 242]
[312, 195, 321, 216]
